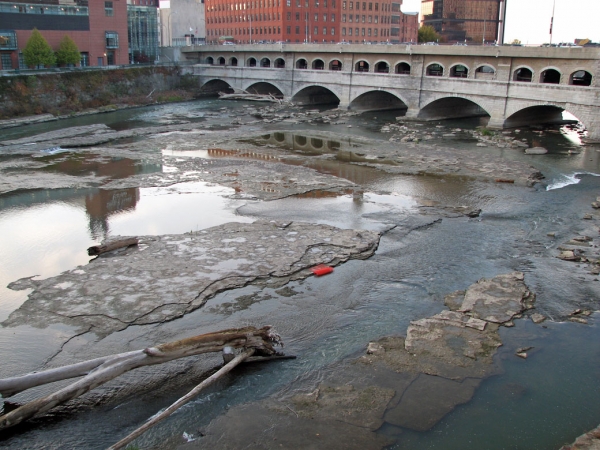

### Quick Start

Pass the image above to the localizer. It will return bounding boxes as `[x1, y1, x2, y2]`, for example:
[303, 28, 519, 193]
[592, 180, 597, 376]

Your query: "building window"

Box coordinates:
[331, 27, 335, 35]
[374, 2, 378, 10]
[287, 11, 291, 19]
[348, 28, 352, 35]
[105, 1, 113, 16]
[342, 14, 346, 22]
[342, 0, 346, 8]
[314, 26, 318, 35]
[342, 27, 346, 35]
[1, 53, 12, 70]
[331, 13, 335, 21]
[80, 52, 89, 67]
[374, 15, 378, 23]
[324, 0, 327, 6]
[296, 26, 300, 33]
[332, 0, 335, 6]
[349, 1, 352, 9]
[287, 25, 291, 33]
[374, 28, 377, 36]
[367, 28, 371, 36]
[105, 31, 119, 48]
[296, 12, 300, 19]
[362, 14, 365, 22]
[323, 27, 326, 34]
[349, 15, 352, 22]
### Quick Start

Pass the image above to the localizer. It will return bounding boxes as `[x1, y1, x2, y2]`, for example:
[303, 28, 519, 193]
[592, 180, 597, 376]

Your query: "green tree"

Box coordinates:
[23, 28, 56, 68]
[418, 25, 441, 43]
[55, 35, 81, 67]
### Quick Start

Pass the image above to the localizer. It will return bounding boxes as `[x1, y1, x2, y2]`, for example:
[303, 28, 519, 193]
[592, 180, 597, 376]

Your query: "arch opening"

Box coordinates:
[199, 79, 234, 97]
[312, 59, 325, 70]
[274, 58, 285, 68]
[217, 56, 226, 66]
[426, 63, 444, 77]
[245, 82, 284, 98]
[375, 61, 390, 73]
[395, 62, 410, 75]
[513, 67, 532, 82]
[450, 64, 468, 78]
[230, 57, 238, 66]
[355, 60, 369, 72]
[570, 70, 592, 86]
[296, 58, 308, 69]
[475, 65, 495, 80]
[349, 90, 407, 112]
[260, 58, 271, 68]
[329, 59, 342, 71]
[418, 97, 489, 121]
[292, 86, 340, 107]
[504, 105, 581, 129]
[540, 69, 561, 84]
[205, 56, 214, 65]
[247, 57, 257, 67]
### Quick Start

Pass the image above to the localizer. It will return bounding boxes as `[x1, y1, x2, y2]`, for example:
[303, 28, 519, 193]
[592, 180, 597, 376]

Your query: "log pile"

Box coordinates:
[0, 326, 284, 433]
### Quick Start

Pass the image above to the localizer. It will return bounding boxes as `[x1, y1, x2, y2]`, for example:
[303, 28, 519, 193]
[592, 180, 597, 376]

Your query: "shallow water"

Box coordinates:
[0, 100, 599, 449]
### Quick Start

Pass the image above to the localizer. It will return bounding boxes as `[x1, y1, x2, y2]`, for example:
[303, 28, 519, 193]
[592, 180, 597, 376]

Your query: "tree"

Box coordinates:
[418, 25, 441, 43]
[23, 28, 56, 68]
[55, 35, 81, 67]
[511, 39, 521, 45]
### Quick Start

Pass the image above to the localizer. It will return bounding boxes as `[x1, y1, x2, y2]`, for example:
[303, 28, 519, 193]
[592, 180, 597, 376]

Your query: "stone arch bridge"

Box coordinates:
[181, 43, 600, 140]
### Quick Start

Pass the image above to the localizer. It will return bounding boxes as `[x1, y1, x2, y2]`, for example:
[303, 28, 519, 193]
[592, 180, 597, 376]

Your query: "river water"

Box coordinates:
[0, 100, 599, 449]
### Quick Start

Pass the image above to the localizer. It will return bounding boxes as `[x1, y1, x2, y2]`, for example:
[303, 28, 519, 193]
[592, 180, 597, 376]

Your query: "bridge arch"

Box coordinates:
[418, 95, 491, 120]
[274, 57, 285, 68]
[292, 85, 341, 106]
[449, 63, 470, 78]
[296, 58, 308, 69]
[569, 69, 593, 86]
[426, 62, 444, 77]
[513, 66, 534, 82]
[374, 60, 391, 73]
[540, 67, 562, 84]
[329, 59, 342, 71]
[394, 61, 411, 75]
[349, 89, 408, 112]
[243, 81, 285, 97]
[504, 102, 588, 130]
[198, 78, 234, 96]
[312, 58, 325, 70]
[355, 60, 370, 72]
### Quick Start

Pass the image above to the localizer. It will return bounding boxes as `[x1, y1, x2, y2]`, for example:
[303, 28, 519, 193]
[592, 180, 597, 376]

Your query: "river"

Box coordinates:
[0, 99, 599, 449]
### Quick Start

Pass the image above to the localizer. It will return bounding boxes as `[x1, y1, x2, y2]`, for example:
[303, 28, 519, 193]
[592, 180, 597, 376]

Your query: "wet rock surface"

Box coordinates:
[4, 221, 380, 336]
[182, 272, 535, 448]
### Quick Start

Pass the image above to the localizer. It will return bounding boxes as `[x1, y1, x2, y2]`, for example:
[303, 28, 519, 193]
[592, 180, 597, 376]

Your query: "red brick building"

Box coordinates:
[0, 0, 129, 69]
[204, 0, 418, 44]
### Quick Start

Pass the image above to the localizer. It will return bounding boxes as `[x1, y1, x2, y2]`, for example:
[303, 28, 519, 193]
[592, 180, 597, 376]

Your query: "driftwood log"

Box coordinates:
[108, 348, 256, 450]
[87, 237, 139, 256]
[0, 326, 282, 430]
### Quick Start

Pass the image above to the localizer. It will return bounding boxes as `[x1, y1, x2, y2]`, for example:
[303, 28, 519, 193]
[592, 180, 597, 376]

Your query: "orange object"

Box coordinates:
[311, 264, 333, 276]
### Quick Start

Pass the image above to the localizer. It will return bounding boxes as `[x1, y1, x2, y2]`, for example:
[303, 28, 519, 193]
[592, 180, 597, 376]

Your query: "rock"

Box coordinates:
[558, 250, 581, 261]
[547, 232, 556, 237]
[531, 313, 546, 324]
[525, 147, 549, 155]
[569, 316, 589, 324]
[476, 143, 488, 147]
[559, 423, 600, 450]
[366, 342, 385, 355]
[583, 214, 594, 220]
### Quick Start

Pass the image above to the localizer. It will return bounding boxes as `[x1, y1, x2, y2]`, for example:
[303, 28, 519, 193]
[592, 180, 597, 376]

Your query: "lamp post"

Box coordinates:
[549, 0, 556, 44]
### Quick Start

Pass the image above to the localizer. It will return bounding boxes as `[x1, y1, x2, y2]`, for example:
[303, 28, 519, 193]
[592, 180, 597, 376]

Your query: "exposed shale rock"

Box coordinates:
[4, 221, 380, 337]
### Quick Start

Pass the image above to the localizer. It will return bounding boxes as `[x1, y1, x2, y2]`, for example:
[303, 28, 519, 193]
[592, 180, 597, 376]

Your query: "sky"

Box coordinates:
[160, 0, 600, 45]
[399, 0, 600, 45]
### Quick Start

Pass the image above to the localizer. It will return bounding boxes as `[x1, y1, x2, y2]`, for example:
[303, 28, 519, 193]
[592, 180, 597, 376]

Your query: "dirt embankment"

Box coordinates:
[0, 66, 201, 120]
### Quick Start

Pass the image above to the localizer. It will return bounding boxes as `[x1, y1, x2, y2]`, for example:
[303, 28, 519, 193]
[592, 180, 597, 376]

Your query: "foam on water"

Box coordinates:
[546, 172, 600, 191]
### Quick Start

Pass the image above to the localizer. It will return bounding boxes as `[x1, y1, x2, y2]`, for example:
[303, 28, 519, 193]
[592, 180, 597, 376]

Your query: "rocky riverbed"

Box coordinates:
[1, 100, 599, 449]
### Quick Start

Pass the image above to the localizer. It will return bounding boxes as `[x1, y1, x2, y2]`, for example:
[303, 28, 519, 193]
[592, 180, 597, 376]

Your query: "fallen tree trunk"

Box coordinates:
[87, 237, 139, 256]
[0, 326, 281, 430]
[108, 348, 256, 450]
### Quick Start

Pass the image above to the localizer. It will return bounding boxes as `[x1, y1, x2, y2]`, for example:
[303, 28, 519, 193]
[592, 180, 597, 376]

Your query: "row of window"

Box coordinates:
[342, 1, 390, 11]
[0, 2, 88, 15]
[204, 56, 594, 86]
[207, 0, 341, 12]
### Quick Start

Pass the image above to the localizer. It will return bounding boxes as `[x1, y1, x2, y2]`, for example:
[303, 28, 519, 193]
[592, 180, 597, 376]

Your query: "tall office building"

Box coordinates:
[204, 0, 418, 44]
[420, 0, 506, 44]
